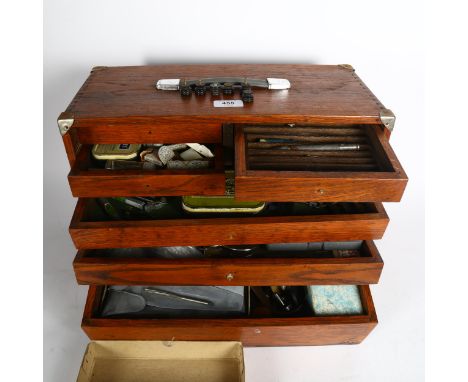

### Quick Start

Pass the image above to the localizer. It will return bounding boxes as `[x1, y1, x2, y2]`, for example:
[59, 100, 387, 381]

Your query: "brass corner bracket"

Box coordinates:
[380, 109, 395, 132]
[57, 112, 74, 136]
[91, 66, 107, 73]
[338, 64, 355, 71]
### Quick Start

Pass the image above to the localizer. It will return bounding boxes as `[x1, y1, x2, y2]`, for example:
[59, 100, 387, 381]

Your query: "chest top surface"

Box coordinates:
[62, 64, 388, 128]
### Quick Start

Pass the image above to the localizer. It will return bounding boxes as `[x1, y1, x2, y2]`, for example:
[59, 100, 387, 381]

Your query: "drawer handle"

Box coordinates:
[226, 273, 234, 281]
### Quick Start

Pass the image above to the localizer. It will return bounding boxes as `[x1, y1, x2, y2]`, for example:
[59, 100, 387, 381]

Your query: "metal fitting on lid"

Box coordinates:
[156, 79, 180, 90]
[338, 64, 355, 71]
[57, 112, 74, 136]
[380, 108, 396, 132]
[266, 78, 291, 90]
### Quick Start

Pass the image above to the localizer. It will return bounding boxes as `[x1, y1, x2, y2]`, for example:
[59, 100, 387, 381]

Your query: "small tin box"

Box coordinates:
[182, 196, 265, 214]
[92, 143, 141, 160]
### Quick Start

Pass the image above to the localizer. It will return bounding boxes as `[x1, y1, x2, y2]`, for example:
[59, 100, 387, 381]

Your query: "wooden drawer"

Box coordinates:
[68, 144, 226, 198]
[73, 241, 383, 286]
[69, 198, 389, 249]
[82, 285, 378, 346]
[66, 124, 406, 202]
[234, 124, 407, 202]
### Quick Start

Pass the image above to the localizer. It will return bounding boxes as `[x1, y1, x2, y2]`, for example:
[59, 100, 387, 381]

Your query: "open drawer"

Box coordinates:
[82, 285, 378, 346]
[69, 198, 389, 249]
[73, 240, 383, 286]
[67, 124, 406, 202]
[233, 124, 407, 202]
[68, 144, 226, 198]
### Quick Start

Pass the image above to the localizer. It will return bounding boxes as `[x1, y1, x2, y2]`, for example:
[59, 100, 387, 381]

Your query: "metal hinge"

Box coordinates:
[57, 112, 74, 136]
[379, 108, 396, 132]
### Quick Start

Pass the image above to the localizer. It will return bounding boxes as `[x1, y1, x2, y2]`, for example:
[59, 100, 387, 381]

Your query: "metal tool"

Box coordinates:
[144, 287, 211, 306]
[200, 245, 257, 258]
[113, 197, 168, 213]
[262, 286, 305, 313]
[156, 77, 291, 103]
[275, 143, 361, 151]
[105, 160, 158, 170]
[97, 198, 122, 220]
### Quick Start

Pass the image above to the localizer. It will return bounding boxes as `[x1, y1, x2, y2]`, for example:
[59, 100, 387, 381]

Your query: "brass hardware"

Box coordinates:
[254, 329, 261, 334]
[91, 66, 107, 72]
[379, 108, 396, 132]
[338, 64, 355, 71]
[225, 170, 235, 196]
[226, 273, 234, 281]
[57, 112, 74, 136]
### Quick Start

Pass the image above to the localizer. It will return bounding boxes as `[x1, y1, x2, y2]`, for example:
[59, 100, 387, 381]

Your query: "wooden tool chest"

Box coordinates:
[59, 64, 407, 347]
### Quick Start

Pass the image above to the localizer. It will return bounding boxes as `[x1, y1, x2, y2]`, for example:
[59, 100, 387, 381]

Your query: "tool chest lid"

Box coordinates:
[61, 64, 391, 131]
[77, 340, 245, 382]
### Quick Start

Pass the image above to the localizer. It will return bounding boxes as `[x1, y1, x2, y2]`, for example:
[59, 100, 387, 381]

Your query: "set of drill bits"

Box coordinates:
[244, 125, 380, 172]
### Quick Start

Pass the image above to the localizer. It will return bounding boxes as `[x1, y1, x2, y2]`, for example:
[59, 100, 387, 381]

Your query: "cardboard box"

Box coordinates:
[77, 341, 244, 382]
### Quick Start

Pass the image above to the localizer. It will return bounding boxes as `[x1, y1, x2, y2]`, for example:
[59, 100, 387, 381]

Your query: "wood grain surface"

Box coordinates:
[73, 241, 383, 286]
[57, 64, 401, 348]
[69, 171, 226, 198]
[69, 199, 389, 249]
[61, 65, 390, 144]
[66, 122, 406, 201]
[81, 285, 377, 346]
[68, 144, 226, 197]
[234, 124, 408, 202]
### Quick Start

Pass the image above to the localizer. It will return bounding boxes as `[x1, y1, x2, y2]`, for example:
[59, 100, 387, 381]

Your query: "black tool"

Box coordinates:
[156, 77, 290, 104]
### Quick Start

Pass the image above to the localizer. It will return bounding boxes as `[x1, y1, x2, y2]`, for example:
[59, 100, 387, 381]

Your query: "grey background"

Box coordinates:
[44, 1, 424, 380]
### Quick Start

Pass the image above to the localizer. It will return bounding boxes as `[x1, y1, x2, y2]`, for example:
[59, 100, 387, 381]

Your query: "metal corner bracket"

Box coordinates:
[91, 66, 107, 72]
[57, 112, 74, 136]
[338, 64, 355, 71]
[379, 108, 396, 132]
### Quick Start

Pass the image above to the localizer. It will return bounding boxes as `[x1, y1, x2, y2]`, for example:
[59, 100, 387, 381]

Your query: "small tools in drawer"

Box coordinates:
[233, 124, 407, 202]
[67, 123, 407, 202]
[100, 286, 247, 318]
[68, 143, 225, 198]
[73, 240, 384, 286]
[69, 198, 389, 249]
[57, 64, 408, 350]
[82, 284, 378, 346]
